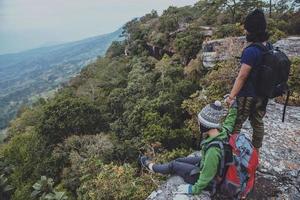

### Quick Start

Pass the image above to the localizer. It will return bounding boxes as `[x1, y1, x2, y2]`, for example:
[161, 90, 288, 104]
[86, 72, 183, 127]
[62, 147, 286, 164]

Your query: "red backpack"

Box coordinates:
[205, 133, 259, 199]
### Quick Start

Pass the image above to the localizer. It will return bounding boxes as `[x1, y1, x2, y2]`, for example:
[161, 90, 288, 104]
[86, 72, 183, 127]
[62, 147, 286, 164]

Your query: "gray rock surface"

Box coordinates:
[274, 37, 300, 57]
[201, 37, 247, 68]
[147, 100, 300, 200]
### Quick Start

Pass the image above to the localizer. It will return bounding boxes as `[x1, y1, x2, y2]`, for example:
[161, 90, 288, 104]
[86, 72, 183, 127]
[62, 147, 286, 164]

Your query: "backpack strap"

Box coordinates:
[204, 140, 226, 178]
[204, 140, 233, 196]
[247, 42, 272, 52]
[190, 139, 229, 177]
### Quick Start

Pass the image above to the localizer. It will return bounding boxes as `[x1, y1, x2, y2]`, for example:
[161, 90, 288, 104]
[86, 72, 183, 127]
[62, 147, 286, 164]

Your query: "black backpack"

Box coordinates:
[248, 42, 291, 122]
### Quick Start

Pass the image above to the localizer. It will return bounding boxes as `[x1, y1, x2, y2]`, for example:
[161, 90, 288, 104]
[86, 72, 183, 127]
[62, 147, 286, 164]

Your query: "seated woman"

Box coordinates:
[139, 100, 237, 196]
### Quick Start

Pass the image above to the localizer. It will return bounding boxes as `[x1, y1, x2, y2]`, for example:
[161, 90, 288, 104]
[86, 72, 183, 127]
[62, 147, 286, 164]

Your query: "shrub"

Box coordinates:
[173, 30, 204, 65]
[106, 41, 126, 58]
[1, 130, 60, 200]
[289, 57, 300, 94]
[7, 105, 43, 139]
[267, 18, 287, 43]
[31, 176, 67, 200]
[51, 134, 114, 196]
[287, 11, 300, 35]
[201, 59, 239, 101]
[184, 54, 206, 82]
[213, 23, 244, 39]
[38, 97, 108, 144]
[276, 57, 300, 106]
[77, 163, 157, 200]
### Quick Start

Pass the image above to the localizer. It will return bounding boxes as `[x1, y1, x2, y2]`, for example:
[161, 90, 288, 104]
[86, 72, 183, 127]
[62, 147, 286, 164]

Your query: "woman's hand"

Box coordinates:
[225, 95, 235, 107]
[175, 184, 192, 194]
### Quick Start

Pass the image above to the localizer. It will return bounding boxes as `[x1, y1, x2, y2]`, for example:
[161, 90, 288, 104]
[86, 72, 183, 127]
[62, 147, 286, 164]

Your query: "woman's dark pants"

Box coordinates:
[152, 156, 201, 184]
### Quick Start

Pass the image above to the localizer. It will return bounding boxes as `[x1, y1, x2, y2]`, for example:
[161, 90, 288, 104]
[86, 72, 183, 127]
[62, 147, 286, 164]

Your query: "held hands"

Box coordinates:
[224, 94, 237, 108]
[175, 184, 193, 194]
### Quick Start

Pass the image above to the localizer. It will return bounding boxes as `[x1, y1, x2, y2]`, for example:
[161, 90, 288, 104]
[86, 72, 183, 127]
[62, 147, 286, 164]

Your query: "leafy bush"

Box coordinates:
[1, 130, 61, 200]
[51, 134, 114, 196]
[31, 176, 67, 200]
[38, 96, 108, 143]
[201, 59, 239, 101]
[173, 29, 204, 65]
[287, 11, 300, 35]
[289, 57, 300, 94]
[106, 41, 126, 58]
[267, 18, 287, 43]
[7, 105, 43, 139]
[213, 23, 244, 39]
[77, 163, 157, 200]
[276, 57, 300, 106]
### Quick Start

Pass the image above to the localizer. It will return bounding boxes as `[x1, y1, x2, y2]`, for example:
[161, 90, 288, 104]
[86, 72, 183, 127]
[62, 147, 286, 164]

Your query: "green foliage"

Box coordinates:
[51, 134, 114, 197]
[182, 59, 239, 140]
[31, 176, 67, 200]
[287, 11, 300, 35]
[7, 105, 43, 138]
[289, 57, 300, 94]
[106, 41, 126, 58]
[148, 32, 168, 48]
[201, 59, 239, 101]
[158, 6, 195, 33]
[1, 2, 299, 200]
[184, 54, 206, 82]
[173, 29, 204, 64]
[194, 0, 268, 25]
[267, 18, 287, 43]
[109, 56, 198, 149]
[1, 130, 61, 200]
[213, 23, 244, 39]
[38, 96, 108, 143]
[77, 163, 157, 200]
[277, 57, 300, 106]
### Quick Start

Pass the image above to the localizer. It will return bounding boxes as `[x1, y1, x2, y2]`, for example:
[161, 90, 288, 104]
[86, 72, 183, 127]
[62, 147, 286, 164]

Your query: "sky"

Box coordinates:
[0, 0, 198, 55]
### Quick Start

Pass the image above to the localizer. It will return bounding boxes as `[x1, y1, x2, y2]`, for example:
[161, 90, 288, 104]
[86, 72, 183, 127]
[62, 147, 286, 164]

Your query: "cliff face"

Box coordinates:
[201, 36, 300, 68]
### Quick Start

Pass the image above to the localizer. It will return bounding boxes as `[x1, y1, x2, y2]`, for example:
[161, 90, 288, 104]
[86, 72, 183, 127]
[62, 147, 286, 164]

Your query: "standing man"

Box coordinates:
[225, 9, 270, 152]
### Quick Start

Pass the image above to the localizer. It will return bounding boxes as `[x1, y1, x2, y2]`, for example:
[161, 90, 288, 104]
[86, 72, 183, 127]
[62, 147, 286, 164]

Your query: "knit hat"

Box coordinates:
[197, 101, 224, 129]
[244, 9, 266, 33]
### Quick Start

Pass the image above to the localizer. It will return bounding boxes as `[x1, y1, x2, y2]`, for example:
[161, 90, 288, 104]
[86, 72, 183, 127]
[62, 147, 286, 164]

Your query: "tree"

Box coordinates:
[106, 41, 125, 58]
[38, 97, 108, 143]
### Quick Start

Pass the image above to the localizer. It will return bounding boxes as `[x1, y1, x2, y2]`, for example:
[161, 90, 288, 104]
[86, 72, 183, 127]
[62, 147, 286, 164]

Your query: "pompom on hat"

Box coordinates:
[244, 9, 267, 33]
[197, 100, 224, 129]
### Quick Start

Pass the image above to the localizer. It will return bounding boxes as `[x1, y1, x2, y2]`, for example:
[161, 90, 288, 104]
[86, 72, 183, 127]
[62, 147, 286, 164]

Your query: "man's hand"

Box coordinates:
[175, 184, 192, 194]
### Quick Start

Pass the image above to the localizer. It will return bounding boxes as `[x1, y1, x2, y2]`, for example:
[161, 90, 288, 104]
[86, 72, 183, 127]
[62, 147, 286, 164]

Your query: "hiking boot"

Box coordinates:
[139, 155, 151, 170]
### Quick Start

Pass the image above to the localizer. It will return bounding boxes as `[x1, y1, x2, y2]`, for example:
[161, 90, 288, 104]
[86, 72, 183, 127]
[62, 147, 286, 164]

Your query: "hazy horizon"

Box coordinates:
[0, 0, 198, 55]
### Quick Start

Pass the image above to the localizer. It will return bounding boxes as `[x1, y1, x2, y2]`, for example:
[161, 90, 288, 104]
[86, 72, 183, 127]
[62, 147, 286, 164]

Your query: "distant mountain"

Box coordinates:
[0, 28, 123, 129]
